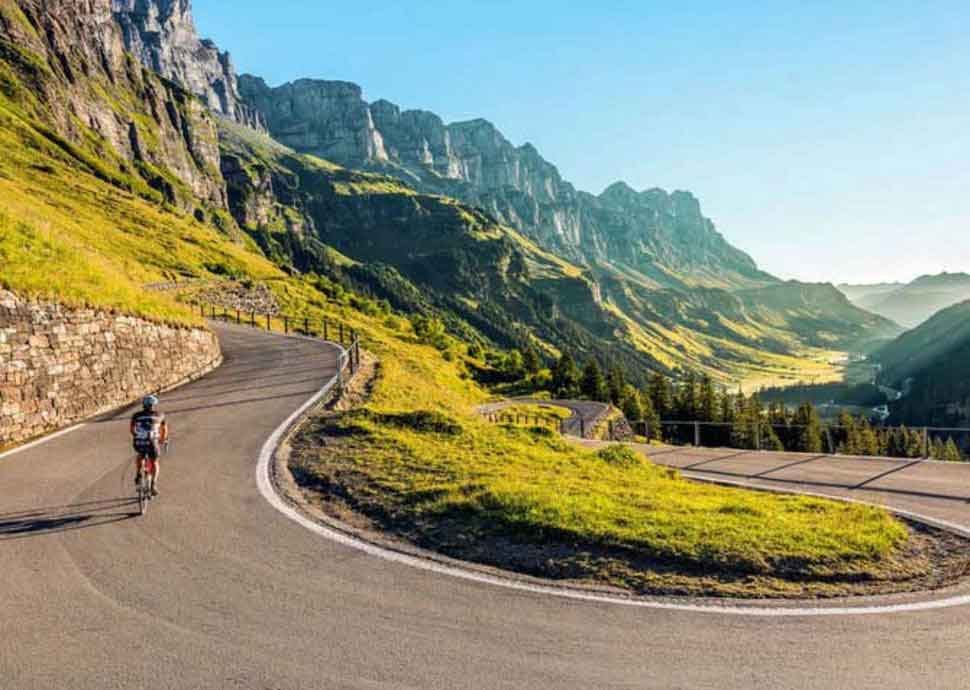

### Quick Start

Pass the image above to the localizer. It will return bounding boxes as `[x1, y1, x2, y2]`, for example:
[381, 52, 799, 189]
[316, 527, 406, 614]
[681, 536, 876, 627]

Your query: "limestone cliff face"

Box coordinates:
[238, 76, 768, 288]
[1, 0, 228, 210]
[239, 78, 386, 165]
[111, 0, 265, 129]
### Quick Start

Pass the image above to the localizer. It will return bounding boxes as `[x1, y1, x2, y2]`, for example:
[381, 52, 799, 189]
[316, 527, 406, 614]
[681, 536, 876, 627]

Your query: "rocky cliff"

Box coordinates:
[0, 0, 228, 211]
[112, 0, 265, 129]
[238, 75, 769, 289]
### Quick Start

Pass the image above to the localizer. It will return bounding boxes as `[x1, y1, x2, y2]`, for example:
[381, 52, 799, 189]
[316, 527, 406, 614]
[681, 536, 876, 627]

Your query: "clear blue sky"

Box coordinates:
[193, 0, 970, 285]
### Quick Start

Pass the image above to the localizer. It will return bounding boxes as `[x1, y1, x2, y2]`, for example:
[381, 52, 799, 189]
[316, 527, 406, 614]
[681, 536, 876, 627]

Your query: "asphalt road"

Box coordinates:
[479, 398, 611, 437]
[3, 324, 970, 689]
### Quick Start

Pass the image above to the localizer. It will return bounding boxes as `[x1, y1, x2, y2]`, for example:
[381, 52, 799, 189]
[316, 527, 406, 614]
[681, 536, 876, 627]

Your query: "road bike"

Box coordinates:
[135, 441, 168, 517]
[135, 457, 154, 516]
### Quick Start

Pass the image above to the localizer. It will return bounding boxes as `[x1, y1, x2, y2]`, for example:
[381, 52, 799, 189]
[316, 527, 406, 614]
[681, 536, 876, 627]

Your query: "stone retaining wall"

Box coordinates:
[0, 290, 221, 448]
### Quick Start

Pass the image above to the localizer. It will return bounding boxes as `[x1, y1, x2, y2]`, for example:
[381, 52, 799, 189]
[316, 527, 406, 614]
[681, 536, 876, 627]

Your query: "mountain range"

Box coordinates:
[839, 273, 970, 329]
[0, 0, 899, 391]
[237, 75, 773, 292]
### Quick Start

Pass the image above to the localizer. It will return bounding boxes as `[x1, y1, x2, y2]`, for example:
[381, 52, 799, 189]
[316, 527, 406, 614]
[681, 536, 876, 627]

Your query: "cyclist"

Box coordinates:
[131, 395, 168, 497]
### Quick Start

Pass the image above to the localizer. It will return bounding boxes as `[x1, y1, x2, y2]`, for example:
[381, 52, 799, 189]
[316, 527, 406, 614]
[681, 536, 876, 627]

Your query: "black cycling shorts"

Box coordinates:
[134, 440, 161, 460]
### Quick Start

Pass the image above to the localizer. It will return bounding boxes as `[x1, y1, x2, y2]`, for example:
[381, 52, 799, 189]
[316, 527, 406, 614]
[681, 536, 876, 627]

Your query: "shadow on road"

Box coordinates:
[0, 497, 138, 541]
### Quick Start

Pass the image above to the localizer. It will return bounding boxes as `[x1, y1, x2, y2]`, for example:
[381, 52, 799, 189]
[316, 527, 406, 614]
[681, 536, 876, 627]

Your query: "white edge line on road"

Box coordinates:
[0, 423, 87, 461]
[255, 342, 970, 618]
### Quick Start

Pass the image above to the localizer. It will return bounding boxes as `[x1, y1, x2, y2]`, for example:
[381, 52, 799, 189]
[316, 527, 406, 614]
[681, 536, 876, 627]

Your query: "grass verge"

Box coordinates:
[278, 319, 965, 598]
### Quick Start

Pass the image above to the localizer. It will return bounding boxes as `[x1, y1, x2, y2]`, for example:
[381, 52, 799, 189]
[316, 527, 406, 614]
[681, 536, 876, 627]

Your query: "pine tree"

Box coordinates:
[619, 384, 644, 422]
[641, 393, 662, 440]
[836, 411, 856, 455]
[792, 403, 823, 453]
[606, 366, 626, 405]
[857, 418, 880, 456]
[698, 375, 717, 422]
[581, 360, 608, 402]
[648, 372, 673, 419]
[551, 352, 581, 398]
[719, 390, 736, 424]
[676, 372, 699, 420]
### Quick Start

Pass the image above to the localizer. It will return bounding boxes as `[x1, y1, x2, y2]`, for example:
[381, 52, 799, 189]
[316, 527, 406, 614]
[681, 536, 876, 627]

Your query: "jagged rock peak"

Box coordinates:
[111, 0, 265, 129]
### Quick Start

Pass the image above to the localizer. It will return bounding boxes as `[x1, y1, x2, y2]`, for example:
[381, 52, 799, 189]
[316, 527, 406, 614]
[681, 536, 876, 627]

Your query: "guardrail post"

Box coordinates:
[755, 425, 761, 451]
[250, 311, 256, 327]
[923, 428, 930, 459]
[200, 303, 205, 317]
[236, 309, 240, 324]
[324, 320, 329, 341]
[339, 323, 345, 345]
[284, 317, 289, 334]
[266, 314, 271, 331]
[694, 421, 701, 447]
[580, 419, 586, 438]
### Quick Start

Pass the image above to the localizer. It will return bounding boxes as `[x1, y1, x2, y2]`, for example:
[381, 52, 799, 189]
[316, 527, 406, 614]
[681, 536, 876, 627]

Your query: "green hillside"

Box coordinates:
[875, 300, 970, 426]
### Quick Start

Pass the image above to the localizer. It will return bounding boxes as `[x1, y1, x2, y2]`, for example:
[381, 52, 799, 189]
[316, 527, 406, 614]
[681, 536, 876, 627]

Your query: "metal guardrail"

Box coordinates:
[482, 412, 568, 433]
[196, 302, 362, 378]
[627, 420, 970, 461]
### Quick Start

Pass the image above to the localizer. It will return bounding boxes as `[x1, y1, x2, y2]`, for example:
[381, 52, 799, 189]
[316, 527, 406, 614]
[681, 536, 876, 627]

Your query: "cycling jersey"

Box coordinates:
[131, 409, 166, 458]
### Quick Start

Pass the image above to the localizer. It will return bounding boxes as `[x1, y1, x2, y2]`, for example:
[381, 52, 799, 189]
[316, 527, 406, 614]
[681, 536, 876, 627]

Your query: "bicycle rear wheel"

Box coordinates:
[138, 475, 149, 516]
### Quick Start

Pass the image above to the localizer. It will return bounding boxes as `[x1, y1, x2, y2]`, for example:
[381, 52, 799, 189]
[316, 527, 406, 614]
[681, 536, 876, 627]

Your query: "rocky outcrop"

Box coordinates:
[111, 0, 265, 129]
[237, 75, 768, 288]
[0, 290, 221, 448]
[1, 0, 228, 210]
[239, 78, 385, 164]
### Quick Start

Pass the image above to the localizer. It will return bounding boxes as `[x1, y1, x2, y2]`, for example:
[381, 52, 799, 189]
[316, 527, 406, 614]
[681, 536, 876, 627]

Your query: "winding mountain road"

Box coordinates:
[3, 324, 970, 689]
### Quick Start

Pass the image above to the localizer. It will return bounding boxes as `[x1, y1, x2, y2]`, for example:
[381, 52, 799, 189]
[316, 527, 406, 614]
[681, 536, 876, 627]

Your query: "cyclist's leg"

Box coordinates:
[135, 454, 144, 486]
[149, 443, 160, 495]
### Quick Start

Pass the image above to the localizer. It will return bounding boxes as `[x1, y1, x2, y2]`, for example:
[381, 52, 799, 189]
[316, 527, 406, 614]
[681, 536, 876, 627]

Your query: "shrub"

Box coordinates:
[595, 444, 643, 468]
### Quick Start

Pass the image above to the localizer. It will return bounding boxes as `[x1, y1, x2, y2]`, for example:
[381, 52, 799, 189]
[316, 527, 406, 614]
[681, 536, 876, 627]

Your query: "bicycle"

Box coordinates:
[134, 441, 168, 517]
[136, 457, 154, 516]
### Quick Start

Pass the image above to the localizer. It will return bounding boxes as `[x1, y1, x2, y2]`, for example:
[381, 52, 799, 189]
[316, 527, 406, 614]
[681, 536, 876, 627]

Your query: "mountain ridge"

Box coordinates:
[237, 74, 772, 291]
[839, 272, 970, 328]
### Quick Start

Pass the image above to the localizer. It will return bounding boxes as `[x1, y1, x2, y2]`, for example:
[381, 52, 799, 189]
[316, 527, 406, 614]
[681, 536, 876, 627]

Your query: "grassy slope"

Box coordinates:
[288, 295, 909, 590]
[0, 95, 281, 324]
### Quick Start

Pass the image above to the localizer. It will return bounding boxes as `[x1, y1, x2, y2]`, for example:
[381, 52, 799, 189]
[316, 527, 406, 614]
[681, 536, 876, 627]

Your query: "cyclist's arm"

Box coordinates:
[130, 419, 136, 437]
[160, 420, 169, 444]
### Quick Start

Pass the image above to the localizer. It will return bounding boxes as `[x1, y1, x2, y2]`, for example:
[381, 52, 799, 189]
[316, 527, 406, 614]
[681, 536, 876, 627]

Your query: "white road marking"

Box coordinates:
[0, 424, 86, 461]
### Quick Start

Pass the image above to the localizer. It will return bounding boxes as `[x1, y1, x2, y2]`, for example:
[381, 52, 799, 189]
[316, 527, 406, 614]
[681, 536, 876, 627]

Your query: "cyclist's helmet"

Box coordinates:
[143, 395, 160, 410]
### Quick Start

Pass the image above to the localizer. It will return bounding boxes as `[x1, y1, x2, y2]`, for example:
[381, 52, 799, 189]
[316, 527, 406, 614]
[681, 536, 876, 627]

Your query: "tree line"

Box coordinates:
[494, 349, 966, 461]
